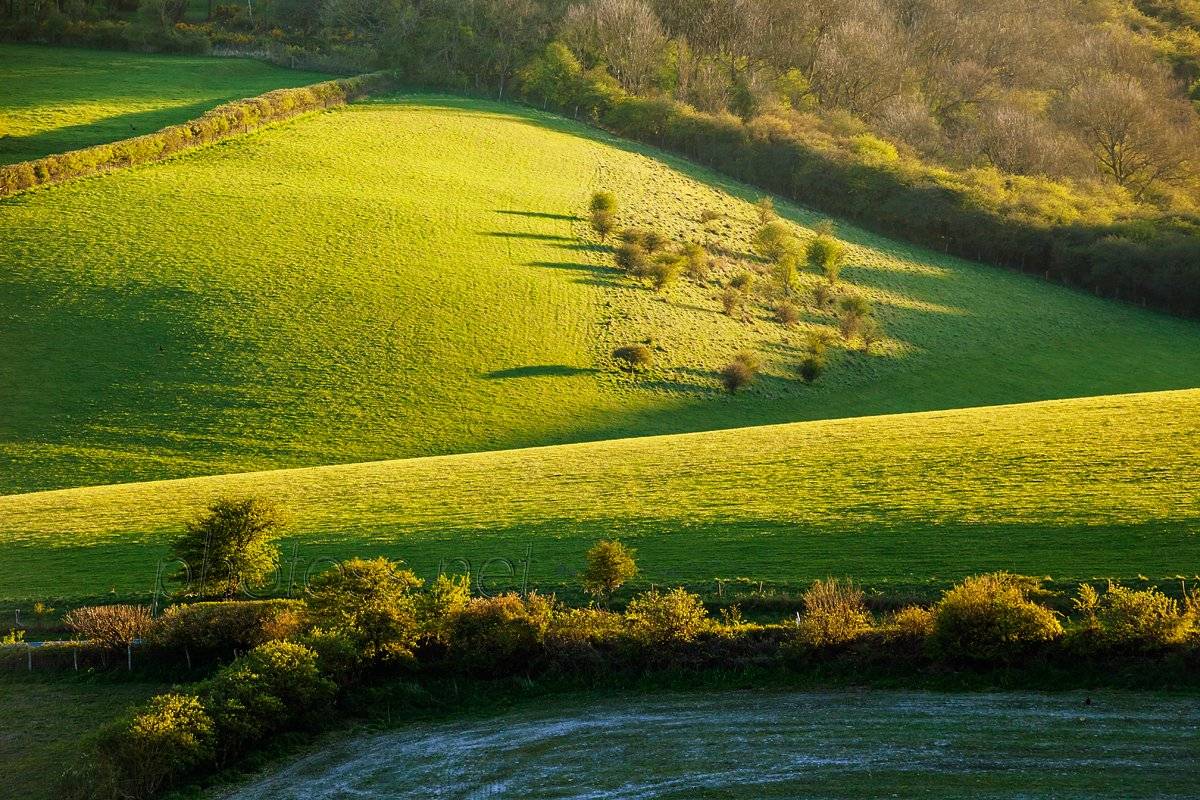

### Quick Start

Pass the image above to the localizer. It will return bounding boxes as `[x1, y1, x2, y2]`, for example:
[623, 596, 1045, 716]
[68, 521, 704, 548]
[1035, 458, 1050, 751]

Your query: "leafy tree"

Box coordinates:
[306, 557, 424, 661]
[615, 241, 649, 273]
[625, 587, 709, 643]
[837, 293, 873, 341]
[807, 224, 847, 284]
[580, 539, 638, 603]
[172, 497, 286, 599]
[752, 220, 802, 263]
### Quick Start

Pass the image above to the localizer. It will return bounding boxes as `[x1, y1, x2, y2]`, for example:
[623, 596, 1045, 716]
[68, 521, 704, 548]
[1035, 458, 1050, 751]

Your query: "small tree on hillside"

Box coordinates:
[837, 293, 874, 341]
[721, 350, 761, 393]
[172, 497, 287, 599]
[590, 209, 615, 240]
[808, 223, 847, 284]
[581, 540, 638, 604]
[615, 241, 649, 274]
[752, 220, 802, 264]
[646, 252, 684, 291]
[754, 196, 777, 225]
[590, 191, 617, 215]
[680, 241, 710, 281]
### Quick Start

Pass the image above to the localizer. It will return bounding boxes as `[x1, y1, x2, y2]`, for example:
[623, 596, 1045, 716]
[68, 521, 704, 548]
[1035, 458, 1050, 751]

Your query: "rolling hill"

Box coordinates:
[3, 95, 1200, 495]
[1, 389, 1196, 604]
[0, 43, 327, 165]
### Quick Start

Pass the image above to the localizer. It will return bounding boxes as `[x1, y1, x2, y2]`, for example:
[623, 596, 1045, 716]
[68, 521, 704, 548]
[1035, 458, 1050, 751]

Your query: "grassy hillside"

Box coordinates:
[0, 44, 327, 165]
[3, 95, 1200, 494]
[1, 389, 1196, 604]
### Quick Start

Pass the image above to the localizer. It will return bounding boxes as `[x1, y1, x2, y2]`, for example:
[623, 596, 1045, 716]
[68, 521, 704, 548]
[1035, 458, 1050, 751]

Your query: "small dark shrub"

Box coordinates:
[590, 190, 617, 214]
[721, 351, 761, 393]
[797, 352, 827, 382]
[641, 230, 668, 253]
[729, 271, 756, 292]
[613, 343, 654, 370]
[590, 209, 615, 239]
[774, 300, 800, 326]
[615, 241, 649, 274]
[720, 286, 746, 316]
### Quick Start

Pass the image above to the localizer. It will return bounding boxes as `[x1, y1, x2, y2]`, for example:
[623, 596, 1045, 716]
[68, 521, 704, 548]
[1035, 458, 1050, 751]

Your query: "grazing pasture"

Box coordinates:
[2, 96, 1200, 494]
[1, 390, 1196, 603]
[0, 44, 326, 165]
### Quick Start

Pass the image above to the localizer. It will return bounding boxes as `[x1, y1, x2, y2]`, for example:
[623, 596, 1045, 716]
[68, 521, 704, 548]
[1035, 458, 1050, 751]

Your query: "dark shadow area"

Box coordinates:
[485, 231, 576, 242]
[495, 209, 580, 221]
[484, 364, 600, 379]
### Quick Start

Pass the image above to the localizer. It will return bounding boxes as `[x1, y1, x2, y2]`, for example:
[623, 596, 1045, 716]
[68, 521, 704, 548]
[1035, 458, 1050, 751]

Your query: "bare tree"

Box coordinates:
[564, 0, 668, 93]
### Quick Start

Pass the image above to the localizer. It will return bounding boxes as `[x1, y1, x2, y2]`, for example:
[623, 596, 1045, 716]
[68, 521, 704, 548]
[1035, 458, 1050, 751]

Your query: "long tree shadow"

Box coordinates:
[485, 231, 576, 242]
[494, 209, 581, 221]
[484, 365, 600, 379]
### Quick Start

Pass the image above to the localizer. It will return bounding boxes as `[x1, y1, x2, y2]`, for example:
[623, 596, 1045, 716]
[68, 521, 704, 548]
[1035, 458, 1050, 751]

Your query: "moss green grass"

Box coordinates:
[0, 44, 327, 164]
[0, 389, 1196, 603]
[2, 95, 1199, 494]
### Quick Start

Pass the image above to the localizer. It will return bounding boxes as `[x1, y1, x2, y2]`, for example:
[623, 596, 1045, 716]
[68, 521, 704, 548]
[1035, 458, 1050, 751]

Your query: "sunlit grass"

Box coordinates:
[1, 389, 1196, 603]
[3, 95, 1199, 494]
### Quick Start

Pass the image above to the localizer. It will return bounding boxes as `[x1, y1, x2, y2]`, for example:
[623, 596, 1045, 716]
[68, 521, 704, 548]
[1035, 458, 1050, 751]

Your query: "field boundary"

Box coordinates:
[0, 70, 397, 199]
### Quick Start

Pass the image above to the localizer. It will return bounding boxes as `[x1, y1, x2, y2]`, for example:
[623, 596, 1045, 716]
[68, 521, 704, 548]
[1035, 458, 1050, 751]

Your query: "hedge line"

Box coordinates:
[0, 71, 397, 199]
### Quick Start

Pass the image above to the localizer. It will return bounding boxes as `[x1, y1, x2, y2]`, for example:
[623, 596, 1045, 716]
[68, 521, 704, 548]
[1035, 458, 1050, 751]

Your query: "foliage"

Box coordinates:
[170, 496, 287, 599]
[305, 557, 424, 661]
[807, 226, 848, 284]
[580, 539, 638, 601]
[63, 605, 152, 650]
[793, 578, 872, 647]
[447, 593, 554, 674]
[1074, 582, 1196, 650]
[612, 343, 654, 370]
[614, 241, 649, 274]
[645, 252, 684, 290]
[624, 587, 710, 643]
[752, 220, 803, 264]
[679, 241, 710, 281]
[148, 599, 304, 655]
[930, 573, 1064, 663]
[773, 300, 800, 327]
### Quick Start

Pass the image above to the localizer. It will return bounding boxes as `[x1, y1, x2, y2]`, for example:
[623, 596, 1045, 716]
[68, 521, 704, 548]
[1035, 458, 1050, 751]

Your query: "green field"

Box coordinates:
[0, 679, 166, 800]
[1, 389, 1196, 603]
[0, 44, 327, 164]
[3, 95, 1200, 495]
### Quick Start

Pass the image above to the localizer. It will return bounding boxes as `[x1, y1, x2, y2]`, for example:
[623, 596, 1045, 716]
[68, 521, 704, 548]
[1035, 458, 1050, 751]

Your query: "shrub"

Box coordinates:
[858, 316, 883, 351]
[64, 604, 152, 650]
[752, 220, 802, 263]
[416, 574, 472, 646]
[930, 573, 1063, 663]
[699, 208, 722, 223]
[720, 352, 760, 393]
[171, 496, 287, 599]
[200, 641, 336, 759]
[149, 599, 304, 658]
[306, 557, 424, 661]
[837, 293, 874, 341]
[812, 281, 833, 309]
[797, 352, 827, 383]
[754, 196, 777, 224]
[590, 209, 615, 239]
[793, 578, 872, 647]
[614, 241, 649, 274]
[728, 271, 755, 292]
[580, 540, 638, 603]
[774, 300, 801, 326]
[641, 230, 668, 253]
[720, 286, 746, 316]
[625, 588, 710, 644]
[680, 241, 710, 280]
[77, 693, 214, 800]
[448, 593, 554, 674]
[1075, 582, 1195, 650]
[887, 605, 935, 639]
[612, 343, 653, 370]
[590, 190, 617, 214]
[645, 253, 684, 290]
[808, 226, 847, 284]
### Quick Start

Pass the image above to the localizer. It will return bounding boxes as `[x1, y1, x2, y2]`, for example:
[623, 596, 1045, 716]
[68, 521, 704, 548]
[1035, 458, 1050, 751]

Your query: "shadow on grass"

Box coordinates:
[494, 210, 581, 221]
[484, 365, 600, 379]
[485, 231, 576, 242]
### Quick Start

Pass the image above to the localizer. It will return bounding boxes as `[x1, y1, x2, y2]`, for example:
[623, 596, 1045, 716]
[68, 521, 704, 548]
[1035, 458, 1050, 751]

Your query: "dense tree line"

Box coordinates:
[5, 0, 1200, 314]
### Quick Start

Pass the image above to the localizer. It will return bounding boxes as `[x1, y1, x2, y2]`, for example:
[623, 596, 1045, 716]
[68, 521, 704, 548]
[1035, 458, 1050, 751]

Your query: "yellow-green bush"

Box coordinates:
[624, 587, 711, 644]
[930, 573, 1063, 663]
[1074, 582, 1197, 651]
[793, 578, 873, 647]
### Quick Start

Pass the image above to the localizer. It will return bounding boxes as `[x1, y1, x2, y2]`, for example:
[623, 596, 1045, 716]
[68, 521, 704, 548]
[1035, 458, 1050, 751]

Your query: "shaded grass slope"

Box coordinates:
[0, 389, 1196, 603]
[0, 44, 327, 164]
[2, 95, 1199, 493]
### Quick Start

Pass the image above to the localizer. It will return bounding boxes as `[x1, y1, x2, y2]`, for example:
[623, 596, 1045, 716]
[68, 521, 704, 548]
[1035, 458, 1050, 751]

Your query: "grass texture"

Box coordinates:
[2, 95, 1200, 494]
[0, 389, 1196, 603]
[0, 44, 327, 165]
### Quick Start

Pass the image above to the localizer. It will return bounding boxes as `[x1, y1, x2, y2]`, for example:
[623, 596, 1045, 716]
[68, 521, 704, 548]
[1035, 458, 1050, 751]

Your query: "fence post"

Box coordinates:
[27, 645, 32, 672]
